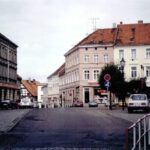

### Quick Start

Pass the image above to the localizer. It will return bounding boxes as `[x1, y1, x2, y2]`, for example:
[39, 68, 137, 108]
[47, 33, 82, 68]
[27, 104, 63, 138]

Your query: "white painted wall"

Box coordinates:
[114, 45, 150, 81]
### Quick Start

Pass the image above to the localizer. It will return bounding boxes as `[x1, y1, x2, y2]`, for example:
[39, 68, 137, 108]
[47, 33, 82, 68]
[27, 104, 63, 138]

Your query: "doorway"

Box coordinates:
[84, 88, 89, 103]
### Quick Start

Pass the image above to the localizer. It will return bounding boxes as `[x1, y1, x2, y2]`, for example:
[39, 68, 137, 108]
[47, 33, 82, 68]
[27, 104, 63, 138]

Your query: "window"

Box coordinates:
[146, 49, 150, 59]
[94, 70, 100, 80]
[94, 55, 98, 63]
[84, 70, 90, 80]
[119, 49, 124, 60]
[84, 55, 89, 63]
[146, 66, 150, 77]
[131, 67, 137, 78]
[104, 54, 108, 63]
[131, 49, 136, 60]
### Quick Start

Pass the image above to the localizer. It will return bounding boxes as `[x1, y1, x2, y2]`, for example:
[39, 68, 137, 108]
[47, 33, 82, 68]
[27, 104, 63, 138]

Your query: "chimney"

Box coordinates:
[138, 20, 143, 24]
[120, 21, 123, 25]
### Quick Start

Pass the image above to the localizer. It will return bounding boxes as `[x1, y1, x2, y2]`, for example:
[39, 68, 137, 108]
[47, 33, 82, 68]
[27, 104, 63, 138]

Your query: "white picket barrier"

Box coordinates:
[125, 114, 150, 150]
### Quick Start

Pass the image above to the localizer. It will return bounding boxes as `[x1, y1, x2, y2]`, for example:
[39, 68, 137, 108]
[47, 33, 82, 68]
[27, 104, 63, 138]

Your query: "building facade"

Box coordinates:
[114, 21, 150, 83]
[60, 29, 116, 106]
[0, 33, 18, 101]
[47, 63, 65, 107]
[59, 20, 150, 106]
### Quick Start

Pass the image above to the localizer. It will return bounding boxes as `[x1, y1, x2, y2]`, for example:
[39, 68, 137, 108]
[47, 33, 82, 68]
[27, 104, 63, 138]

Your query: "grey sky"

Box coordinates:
[0, 0, 149, 82]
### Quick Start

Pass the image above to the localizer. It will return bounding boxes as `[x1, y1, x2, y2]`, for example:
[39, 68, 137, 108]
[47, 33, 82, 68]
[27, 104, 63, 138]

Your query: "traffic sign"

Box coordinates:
[104, 74, 111, 81]
[104, 81, 110, 88]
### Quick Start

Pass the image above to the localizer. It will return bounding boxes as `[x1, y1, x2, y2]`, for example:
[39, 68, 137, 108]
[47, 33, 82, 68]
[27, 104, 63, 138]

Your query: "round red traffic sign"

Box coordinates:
[104, 74, 111, 81]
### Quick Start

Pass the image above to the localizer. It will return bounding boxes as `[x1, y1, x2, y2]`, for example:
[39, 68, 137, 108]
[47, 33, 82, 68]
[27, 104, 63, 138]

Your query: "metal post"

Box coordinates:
[144, 118, 146, 150]
[133, 126, 136, 148]
[138, 121, 141, 150]
[109, 90, 112, 110]
[148, 117, 150, 145]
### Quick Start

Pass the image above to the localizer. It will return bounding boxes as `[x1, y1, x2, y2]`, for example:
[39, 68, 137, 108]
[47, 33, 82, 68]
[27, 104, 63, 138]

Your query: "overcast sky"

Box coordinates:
[0, 0, 150, 82]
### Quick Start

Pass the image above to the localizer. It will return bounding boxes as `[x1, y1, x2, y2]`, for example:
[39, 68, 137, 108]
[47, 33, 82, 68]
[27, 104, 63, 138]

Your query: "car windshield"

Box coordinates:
[131, 95, 147, 100]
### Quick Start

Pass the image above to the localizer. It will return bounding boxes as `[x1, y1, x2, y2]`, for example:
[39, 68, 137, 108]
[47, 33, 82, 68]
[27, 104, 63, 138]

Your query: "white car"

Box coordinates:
[19, 97, 33, 108]
[127, 94, 149, 113]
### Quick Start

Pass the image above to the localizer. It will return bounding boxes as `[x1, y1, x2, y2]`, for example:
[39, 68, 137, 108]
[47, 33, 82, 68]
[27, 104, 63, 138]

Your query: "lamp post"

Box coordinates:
[120, 58, 125, 110]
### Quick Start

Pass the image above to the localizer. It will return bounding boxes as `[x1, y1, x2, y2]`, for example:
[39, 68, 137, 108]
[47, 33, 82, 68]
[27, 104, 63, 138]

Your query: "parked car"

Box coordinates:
[104, 100, 117, 107]
[19, 97, 33, 108]
[89, 100, 98, 107]
[72, 101, 83, 107]
[0, 99, 19, 109]
[127, 94, 149, 113]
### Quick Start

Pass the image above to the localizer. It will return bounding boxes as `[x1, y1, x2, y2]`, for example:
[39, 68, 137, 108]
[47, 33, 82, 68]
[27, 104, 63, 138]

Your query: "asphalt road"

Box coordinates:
[0, 107, 132, 149]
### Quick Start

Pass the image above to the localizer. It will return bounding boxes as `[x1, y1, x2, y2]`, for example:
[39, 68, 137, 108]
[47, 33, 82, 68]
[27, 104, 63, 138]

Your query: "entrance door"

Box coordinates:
[84, 88, 89, 103]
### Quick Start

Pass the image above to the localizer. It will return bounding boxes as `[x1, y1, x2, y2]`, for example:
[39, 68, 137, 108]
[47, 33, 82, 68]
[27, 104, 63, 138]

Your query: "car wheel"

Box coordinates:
[128, 108, 132, 113]
[145, 108, 149, 113]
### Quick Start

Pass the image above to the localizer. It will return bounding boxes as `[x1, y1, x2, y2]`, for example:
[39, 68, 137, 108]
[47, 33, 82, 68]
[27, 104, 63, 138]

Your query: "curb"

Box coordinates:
[0, 109, 31, 135]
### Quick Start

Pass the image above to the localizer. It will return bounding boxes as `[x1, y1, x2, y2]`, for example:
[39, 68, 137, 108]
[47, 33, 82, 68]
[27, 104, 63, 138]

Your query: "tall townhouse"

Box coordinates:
[114, 21, 150, 84]
[60, 29, 118, 105]
[0, 33, 18, 101]
[47, 63, 65, 107]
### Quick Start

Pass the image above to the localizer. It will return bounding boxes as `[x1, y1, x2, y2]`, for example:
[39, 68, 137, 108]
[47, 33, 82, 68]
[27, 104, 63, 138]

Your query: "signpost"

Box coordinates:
[104, 74, 112, 110]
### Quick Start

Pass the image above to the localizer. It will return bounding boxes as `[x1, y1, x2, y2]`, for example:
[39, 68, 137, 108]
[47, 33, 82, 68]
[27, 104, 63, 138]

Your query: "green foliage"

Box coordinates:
[98, 64, 124, 94]
[99, 64, 150, 99]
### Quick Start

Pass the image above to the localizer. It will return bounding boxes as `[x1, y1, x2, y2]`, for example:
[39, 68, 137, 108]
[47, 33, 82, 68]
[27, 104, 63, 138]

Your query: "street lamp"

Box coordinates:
[120, 58, 125, 110]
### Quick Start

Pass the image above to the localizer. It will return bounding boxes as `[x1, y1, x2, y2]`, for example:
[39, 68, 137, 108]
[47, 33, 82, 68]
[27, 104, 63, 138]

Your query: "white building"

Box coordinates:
[60, 29, 116, 106]
[114, 21, 150, 83]
[37, 83, 47, 108]
[47, 63, 65, 107]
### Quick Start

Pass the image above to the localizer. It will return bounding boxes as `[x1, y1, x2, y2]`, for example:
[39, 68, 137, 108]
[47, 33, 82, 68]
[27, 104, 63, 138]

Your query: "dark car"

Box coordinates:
[0, 99, 19, 109]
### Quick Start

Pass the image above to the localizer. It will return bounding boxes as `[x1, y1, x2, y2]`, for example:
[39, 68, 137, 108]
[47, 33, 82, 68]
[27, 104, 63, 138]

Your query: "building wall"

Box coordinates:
[60, 45, 114, 106]
[47, 75, 60, 107]
[114, 45, 150, 81]
[0, 34, 18, 101]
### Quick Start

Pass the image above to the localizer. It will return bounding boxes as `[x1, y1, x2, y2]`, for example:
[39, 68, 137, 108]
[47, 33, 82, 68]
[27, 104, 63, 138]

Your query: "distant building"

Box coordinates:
[0, 33, 18, 101]
[21, 79, 39, 103]
[37, 82, 47, 108]
[47, 63, 65, 107]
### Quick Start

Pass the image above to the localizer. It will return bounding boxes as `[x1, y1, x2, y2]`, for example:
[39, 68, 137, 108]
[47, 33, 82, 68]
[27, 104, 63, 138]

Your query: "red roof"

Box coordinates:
[21, 80, 40, 97]
[65, 21, 150, 56]
[76, 28, 117, 46]
[116, 23, 150, 46]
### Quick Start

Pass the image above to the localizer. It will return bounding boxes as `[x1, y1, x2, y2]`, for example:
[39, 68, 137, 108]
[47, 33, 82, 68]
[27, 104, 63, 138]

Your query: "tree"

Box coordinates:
[98, 64, 126, 110]
[98, 64, 125, 94]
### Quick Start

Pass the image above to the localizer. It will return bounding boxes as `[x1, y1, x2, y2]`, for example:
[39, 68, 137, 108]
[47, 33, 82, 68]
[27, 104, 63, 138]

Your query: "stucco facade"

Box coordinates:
[60, 44, 114, 106]
[114, 45, 150, 81]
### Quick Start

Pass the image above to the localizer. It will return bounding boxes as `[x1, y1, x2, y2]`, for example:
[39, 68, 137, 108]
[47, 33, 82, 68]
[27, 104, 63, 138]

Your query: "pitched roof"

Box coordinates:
[47, 63, 65, 78]
[21, 80, 40, 97]
[64, 28, 117, 56]
[0, 33, 18, 48]
[65, 21, 150, 56]
[76, 28, 117, 46]
[116, 23, 150, 46]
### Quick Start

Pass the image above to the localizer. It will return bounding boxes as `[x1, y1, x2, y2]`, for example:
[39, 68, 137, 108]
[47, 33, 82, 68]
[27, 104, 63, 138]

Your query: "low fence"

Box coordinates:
[125, 114, 150, 150]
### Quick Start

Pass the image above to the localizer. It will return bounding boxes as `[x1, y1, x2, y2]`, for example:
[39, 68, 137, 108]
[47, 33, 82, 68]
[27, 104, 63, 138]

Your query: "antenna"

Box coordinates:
[89, 18, 100, 31]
